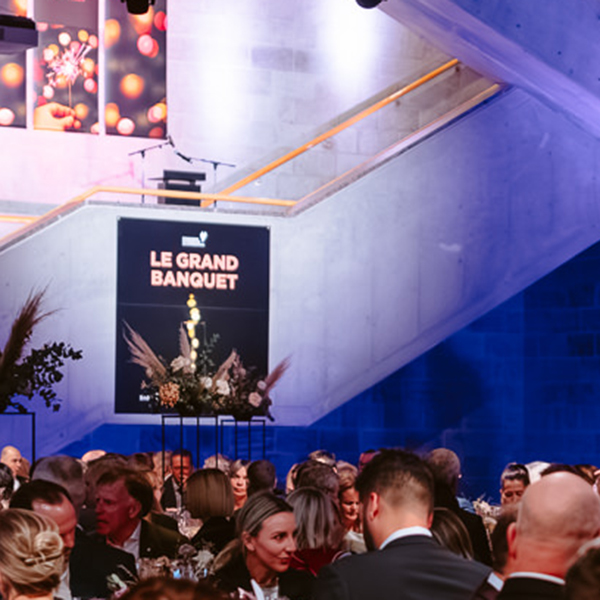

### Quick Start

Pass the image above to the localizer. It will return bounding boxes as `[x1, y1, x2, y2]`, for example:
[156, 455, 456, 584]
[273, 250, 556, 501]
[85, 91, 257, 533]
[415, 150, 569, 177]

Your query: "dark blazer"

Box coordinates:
[457, 508, 493, 566]
[471, 578, 501, 600]
[315, 534, 490, 600]
[191, 516, 235, 554]
[160, 476, 182, 510]
[139, 519, 189, 559]
[435, 484, 492, 566]
[70, 528, 137, 599]
[215, 553, 314, 600]
[92, 519, 188, 561]
[148, 510, 179, 532]
[496, 577, 564, 600]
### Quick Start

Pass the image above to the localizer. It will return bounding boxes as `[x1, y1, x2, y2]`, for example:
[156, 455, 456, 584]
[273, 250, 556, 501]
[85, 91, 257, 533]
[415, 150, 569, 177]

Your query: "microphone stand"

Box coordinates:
[191, 157, 237, 189]
[147, 134, 236, 207]
[129, 140, 171, 204]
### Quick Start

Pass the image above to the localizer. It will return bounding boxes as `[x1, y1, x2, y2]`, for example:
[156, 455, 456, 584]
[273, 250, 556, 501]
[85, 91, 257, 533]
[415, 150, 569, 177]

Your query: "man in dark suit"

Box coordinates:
[160, 449, 194, 511]
[427, 448, 493, 566]
[314, 449, 491, 600]
[95, 467, 188, 560]
[10, 479, 137, 600]
[497, 471, 600, 600]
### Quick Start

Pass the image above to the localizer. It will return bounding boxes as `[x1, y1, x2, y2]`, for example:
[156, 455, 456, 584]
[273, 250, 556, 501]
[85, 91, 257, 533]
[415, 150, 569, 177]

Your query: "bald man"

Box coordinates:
[1, 445, 22, 476]
[497, 471, 600, 599]
[1, 445, 25, 491]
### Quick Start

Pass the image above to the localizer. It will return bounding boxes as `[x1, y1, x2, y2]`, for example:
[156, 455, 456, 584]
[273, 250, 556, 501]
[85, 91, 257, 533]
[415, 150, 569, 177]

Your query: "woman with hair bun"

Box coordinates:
[0, 508, 64, 600]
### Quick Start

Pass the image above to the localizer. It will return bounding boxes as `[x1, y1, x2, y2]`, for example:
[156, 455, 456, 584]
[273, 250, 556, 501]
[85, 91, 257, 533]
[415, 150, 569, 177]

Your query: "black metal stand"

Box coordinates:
[160, 414, 267, 473]
[161, 414, 218, 476]
[0, 411, 36, 463]
[218, 416, 267, 460]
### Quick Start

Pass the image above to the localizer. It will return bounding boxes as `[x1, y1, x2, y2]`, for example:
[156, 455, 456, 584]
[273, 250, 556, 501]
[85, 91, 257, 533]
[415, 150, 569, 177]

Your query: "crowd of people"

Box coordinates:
[0, 443, 598, 599]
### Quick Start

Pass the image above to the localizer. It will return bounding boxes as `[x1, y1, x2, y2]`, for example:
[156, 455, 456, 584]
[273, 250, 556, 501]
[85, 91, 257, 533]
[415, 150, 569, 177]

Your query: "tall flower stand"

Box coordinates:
[160, 414, 267, 469]
[218, 415, 267, 461]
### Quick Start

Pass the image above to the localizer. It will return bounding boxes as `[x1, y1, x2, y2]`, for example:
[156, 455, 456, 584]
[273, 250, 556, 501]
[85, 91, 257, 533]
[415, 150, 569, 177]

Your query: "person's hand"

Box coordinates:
[34, 102, 81, 131]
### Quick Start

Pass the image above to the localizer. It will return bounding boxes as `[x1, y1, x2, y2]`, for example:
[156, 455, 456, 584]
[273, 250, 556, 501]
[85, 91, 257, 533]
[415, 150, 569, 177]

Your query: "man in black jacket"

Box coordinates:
[160, 449, 194, 511]
[314, 449, 490, 600]
[10, 479, 136, 600]
[427, 447, 493, 566]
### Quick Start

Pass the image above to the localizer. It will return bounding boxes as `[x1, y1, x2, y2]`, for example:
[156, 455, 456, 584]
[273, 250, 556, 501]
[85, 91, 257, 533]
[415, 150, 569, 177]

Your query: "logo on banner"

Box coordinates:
[182, 231, 209, 248]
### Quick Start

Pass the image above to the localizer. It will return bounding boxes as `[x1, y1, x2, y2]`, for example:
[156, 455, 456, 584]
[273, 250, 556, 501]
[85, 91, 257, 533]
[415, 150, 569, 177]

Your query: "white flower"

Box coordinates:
[200, 377, 212, 389]
[257, 380, 267, 391]
[248, 392, 262, 407]
[171, 356, 190, 372]
[215, 380, 230, 396]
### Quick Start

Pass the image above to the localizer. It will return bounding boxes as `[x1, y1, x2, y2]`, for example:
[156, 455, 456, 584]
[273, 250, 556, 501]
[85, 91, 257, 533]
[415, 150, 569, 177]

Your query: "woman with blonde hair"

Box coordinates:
[336, 467, 366, 554]
[287, 487, 345, 576]
[214, 492, 313, 599]
[185, 468, 235, 553]
[0, 509, 64, 600]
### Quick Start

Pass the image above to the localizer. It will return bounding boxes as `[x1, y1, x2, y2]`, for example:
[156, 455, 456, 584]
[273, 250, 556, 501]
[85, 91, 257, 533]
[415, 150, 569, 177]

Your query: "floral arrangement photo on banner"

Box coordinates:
[123, 294, 288, 420]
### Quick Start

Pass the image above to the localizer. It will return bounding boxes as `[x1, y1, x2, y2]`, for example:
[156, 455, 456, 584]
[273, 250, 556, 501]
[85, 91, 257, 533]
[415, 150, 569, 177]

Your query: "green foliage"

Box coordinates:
[0, 342, 82, 414]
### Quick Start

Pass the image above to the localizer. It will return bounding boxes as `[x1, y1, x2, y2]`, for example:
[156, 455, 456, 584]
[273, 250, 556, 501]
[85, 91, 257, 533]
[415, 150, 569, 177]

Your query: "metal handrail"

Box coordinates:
[0, 58, 462, 240]
[66, 186, 295, 207]
[0, 187, 295, 248]
[0, 215, 37, 223]
[213, 58, 460, 205]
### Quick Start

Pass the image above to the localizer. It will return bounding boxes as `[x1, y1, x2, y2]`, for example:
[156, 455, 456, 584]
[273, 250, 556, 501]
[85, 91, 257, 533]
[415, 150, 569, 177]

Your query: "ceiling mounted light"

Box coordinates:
[121, 0, 155, 15]
[356, 0, 384, 8]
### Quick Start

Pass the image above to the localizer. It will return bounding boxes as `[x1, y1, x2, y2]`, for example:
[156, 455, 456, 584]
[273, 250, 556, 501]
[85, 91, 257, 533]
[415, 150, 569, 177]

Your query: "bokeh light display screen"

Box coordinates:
[105, 0, 167, 138]
[0, 0, 166, 137]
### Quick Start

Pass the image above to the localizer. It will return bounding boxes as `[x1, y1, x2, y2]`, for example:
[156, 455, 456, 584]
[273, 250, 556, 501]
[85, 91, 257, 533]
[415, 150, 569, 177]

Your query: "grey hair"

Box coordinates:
[32, 455, 86, 512]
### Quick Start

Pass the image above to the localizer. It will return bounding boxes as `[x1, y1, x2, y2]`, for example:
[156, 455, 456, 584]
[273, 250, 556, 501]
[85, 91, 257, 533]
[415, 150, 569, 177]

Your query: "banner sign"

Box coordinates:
[115, 218, 270, 414]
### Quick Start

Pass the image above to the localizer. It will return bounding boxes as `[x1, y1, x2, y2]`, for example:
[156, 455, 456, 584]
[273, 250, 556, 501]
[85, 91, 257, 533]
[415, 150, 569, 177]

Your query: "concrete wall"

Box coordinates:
[303, 237, 600, 500]
[0, 0, 494, 455]
[380, 0, 600, 138]
[5, 0, 600, 497]
[4, 81, 600, 460]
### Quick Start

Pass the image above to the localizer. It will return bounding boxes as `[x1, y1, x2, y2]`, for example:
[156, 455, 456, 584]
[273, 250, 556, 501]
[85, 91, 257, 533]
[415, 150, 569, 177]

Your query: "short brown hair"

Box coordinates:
[356, 448, 434, 513]
[185, 469, 234, 520]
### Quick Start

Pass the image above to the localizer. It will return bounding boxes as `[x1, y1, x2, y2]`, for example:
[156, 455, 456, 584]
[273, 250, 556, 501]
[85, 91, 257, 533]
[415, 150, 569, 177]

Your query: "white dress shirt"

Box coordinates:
[379, 526, 432, 550]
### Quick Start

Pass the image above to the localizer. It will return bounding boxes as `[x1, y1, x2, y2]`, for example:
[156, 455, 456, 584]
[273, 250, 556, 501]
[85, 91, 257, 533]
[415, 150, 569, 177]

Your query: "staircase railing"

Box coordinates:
[1, 58, 500, 247]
